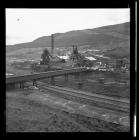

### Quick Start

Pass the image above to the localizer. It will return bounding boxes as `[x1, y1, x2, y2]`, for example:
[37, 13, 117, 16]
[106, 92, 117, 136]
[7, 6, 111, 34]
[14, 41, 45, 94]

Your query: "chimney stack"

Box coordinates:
[51, 34, 54, 56]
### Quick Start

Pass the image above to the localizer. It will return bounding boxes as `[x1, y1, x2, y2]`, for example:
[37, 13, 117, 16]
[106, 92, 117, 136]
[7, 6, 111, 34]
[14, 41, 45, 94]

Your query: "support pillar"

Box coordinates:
[33, 80, 37, 87]
[20, 82, 24, 88]
[19, 82, 21, 88]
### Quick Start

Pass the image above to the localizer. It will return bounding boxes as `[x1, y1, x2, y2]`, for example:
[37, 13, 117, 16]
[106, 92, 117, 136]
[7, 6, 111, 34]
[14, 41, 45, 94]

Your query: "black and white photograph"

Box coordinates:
[6, 8, 131, 133]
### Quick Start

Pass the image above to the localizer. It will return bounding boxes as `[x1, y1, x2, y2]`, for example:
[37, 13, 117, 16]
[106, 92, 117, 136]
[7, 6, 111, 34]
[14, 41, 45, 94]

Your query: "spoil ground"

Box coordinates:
[6, 88, 129, 132]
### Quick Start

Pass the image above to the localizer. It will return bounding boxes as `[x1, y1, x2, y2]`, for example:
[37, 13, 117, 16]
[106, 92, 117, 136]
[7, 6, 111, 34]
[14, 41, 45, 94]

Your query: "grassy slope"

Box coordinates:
[103, 41, 130, 59]
[6, 22, 130, 59]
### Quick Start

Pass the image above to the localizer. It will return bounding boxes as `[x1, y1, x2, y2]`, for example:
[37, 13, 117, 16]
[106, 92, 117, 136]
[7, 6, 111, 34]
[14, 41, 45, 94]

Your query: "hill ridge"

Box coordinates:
[6, 22, 130, 59]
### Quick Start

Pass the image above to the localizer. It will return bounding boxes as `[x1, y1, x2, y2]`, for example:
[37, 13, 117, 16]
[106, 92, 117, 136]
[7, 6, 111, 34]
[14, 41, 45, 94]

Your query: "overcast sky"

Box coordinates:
[6, 8, 130, 45]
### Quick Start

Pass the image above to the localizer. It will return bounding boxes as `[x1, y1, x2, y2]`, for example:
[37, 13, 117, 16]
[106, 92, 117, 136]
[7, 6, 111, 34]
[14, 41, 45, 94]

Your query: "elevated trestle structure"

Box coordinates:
[6, 68, 91, 89]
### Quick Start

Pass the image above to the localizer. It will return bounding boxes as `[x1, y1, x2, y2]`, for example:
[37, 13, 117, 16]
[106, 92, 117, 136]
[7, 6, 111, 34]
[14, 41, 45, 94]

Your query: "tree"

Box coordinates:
[40, 49, 52, 68]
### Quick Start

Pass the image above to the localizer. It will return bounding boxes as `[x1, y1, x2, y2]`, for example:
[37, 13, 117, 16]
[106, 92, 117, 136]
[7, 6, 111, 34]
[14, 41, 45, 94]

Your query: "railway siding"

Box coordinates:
[29, 87, 130, 127]
[37, 82, 130, 113]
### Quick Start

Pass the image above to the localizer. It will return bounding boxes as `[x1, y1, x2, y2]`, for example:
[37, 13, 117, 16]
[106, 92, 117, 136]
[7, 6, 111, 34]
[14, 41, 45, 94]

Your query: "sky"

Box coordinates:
[6, 8, 130, 45]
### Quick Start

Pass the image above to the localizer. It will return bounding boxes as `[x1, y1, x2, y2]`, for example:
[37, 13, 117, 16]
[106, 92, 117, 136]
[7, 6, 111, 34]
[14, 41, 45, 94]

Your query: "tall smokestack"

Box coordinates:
[51, 34, 54, 56]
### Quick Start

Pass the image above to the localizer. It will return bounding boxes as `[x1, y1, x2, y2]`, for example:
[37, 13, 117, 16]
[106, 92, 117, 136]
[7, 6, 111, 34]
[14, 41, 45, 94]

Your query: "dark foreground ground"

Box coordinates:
[6, 89, 129, 132]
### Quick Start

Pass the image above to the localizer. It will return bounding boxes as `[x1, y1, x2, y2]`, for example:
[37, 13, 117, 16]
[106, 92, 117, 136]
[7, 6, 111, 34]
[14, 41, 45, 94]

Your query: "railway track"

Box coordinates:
[36, 82, 130, 113]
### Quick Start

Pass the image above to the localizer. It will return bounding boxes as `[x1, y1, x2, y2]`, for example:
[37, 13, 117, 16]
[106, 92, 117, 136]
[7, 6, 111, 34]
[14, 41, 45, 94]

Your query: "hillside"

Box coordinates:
[90, 22, 130, 36]
[103, 41, 130, 59]
[6, 22, 130, 59]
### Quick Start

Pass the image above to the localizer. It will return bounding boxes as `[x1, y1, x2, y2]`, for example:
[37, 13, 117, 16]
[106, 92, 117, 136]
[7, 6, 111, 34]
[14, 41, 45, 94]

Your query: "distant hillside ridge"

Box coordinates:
[6, 22, 130, 57]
